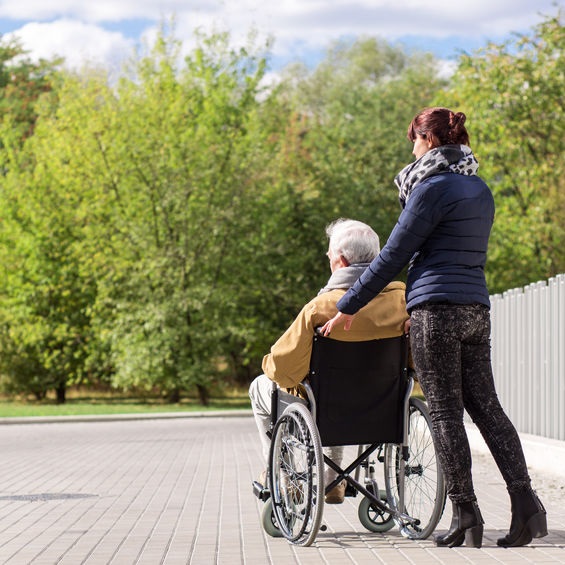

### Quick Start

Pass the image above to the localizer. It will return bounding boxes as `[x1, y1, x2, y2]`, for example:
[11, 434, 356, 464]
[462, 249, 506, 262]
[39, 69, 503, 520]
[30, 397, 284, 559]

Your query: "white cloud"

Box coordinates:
[0, 0, 560, 71]
[0, 0, 217, 23]
[173, 0, 560, 59]
[6, 20, 134, 70]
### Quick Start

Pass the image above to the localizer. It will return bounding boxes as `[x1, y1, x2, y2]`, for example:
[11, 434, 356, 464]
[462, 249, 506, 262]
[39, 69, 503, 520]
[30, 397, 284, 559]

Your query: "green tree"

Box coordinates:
[0, 30, 276, 403]
[437, 10, 565, 292]
[220, 38, 446, 387]
[0, 35, 61, 147]
[263, 38, 446, 289]
[0, 150, 102, 402]
[0, 30, 448, 403]
[0, 39, 85, 402]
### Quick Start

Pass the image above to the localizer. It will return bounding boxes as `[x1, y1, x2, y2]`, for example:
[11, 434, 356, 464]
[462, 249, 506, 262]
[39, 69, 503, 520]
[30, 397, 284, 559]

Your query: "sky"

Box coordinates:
[0, 0, 561, 74]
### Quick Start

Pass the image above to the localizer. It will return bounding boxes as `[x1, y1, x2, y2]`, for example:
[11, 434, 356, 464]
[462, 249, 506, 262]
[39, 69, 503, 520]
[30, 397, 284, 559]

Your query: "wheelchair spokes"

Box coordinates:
[263, 397, 446, 544]
[269, 403, 324, 546]
[255, 342, 447, 547]
[384, 397, 446, 539]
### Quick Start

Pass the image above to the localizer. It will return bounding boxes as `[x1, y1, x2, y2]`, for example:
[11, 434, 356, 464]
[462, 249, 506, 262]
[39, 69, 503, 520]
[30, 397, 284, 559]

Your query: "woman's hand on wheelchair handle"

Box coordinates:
[321, 311, 355, 336]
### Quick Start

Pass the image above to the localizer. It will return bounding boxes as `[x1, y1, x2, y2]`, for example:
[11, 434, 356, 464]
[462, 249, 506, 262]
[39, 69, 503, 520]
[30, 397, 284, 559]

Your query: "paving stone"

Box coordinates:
[0, 415, 562, 564]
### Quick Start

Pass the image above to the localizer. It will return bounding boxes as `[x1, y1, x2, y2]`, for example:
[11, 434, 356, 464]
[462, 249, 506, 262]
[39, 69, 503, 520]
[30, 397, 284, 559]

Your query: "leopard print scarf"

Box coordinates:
[395, 144, 479, 208]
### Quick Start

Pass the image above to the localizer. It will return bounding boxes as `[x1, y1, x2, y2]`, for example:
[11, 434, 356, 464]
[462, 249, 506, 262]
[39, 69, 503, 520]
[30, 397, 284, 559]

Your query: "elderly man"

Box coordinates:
[249, 218, 408, 503]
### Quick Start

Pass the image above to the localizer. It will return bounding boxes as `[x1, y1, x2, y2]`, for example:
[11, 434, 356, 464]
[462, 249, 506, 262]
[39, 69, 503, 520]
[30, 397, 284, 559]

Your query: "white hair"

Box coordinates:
[326, 218, 380, 264]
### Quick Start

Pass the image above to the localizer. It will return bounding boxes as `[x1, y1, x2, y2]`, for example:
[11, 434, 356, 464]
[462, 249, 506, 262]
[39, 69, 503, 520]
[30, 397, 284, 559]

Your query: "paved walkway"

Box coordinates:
[0, 412, 563, 564]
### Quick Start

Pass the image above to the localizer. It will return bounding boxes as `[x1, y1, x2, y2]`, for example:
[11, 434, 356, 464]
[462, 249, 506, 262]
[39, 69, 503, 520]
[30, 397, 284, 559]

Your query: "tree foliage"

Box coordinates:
[436, 11, 565, 292]
[0, 10, 561, 403]
[0, 36, 61, 147]
[0, 31, 275, 403]
[263, 37, 446, 295]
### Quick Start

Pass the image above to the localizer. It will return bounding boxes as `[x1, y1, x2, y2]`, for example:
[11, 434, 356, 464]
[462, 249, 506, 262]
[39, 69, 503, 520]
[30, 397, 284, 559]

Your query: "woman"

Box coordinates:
[322, 107, 547, 548]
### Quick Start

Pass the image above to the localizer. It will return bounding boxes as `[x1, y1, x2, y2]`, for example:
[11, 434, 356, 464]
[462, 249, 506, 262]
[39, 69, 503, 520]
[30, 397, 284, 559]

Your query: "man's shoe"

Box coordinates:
[325, 480, 346, 504]
[252, 469, 270, 501]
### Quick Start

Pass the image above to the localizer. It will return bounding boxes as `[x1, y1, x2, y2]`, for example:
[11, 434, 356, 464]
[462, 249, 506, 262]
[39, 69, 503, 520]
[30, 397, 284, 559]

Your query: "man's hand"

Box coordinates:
[320, 311, 355, 336]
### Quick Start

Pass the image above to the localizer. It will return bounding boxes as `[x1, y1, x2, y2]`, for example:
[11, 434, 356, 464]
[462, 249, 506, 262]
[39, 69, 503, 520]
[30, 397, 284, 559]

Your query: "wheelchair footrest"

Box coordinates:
[252, 480, 270, 502]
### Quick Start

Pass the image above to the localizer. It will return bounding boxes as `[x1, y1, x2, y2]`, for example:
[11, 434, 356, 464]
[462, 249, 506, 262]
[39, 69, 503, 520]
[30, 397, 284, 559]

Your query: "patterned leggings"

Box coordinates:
[410, 303, 531, 503]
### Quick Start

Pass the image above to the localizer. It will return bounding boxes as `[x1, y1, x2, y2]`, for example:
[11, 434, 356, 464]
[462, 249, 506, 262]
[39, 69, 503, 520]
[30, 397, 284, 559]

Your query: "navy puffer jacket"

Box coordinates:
[337, 171, 495, 314]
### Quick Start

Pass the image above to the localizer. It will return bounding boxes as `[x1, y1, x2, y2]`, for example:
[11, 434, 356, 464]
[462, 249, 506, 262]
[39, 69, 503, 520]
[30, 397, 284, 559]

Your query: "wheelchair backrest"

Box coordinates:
[308, 333, 410, 447]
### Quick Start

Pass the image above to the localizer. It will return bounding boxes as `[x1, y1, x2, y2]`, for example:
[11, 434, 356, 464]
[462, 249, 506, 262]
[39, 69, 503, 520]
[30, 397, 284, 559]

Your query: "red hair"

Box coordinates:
[407, 107, 470, 147]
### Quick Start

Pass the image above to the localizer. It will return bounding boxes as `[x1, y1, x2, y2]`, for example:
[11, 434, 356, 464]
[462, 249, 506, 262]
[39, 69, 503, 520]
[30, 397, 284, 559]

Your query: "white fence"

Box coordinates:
[490, 273, 565, 441]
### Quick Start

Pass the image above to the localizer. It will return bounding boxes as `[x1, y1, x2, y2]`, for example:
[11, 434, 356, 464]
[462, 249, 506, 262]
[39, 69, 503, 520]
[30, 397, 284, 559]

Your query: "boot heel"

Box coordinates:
[465, 524, 483, 548]
[527, 511, 548, 538]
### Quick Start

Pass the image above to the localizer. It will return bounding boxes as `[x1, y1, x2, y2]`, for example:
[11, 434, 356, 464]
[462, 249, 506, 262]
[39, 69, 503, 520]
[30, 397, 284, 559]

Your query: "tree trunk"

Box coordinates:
[196, 384, 209, 406]
[55, 382, 66, 404]
[167, 388, 181, 404]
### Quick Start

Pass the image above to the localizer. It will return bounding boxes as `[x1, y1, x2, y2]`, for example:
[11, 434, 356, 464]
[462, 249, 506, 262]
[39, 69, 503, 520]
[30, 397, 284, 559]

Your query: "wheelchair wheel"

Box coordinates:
[261, 499, 283, 537]
[358, 488, 395, 533]
[383, 397, 446, 540]
[268, 402, 324, 546]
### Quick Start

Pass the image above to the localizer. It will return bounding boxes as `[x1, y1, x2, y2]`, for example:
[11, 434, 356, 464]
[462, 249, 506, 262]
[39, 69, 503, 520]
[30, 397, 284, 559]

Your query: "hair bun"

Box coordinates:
[451, 111, 466, 128]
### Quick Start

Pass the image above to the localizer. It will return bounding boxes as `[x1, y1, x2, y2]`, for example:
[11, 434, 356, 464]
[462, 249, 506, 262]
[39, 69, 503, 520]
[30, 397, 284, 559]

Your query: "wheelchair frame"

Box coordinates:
[253, 333, 446, 546]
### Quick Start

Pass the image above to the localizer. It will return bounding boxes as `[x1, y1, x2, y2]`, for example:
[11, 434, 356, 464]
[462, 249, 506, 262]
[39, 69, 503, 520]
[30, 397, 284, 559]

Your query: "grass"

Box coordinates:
[0, 382, 424, 418]
[0, 389, 252, 418]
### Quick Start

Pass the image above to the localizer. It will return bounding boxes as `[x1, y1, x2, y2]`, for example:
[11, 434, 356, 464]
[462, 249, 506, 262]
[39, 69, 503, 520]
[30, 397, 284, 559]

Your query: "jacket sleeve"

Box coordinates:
[261, 302, 321, 389]
[337, 184, 441, 315]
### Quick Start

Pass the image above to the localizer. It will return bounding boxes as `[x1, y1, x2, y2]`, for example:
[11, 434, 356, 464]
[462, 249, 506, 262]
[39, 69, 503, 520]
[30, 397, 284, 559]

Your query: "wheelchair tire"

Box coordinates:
[358, 489, 395, 533]
[383, 397, 446, 540]
[268, 402, 324, 546]
[261, 499, 283, 537]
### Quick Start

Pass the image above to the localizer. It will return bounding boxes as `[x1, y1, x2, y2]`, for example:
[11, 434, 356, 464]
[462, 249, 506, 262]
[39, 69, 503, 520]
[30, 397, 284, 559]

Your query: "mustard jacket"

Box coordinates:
[262, 281, 408, 389]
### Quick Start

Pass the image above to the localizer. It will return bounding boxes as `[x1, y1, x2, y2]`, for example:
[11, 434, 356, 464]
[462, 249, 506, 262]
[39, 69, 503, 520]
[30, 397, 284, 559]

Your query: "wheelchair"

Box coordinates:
[252, 331, 446, 547]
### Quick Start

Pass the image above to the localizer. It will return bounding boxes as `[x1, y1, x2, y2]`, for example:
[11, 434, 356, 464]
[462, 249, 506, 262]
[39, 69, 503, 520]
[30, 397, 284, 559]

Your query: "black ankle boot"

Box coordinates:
[435, 500, 484, 548]
[497, 487, 547, 547]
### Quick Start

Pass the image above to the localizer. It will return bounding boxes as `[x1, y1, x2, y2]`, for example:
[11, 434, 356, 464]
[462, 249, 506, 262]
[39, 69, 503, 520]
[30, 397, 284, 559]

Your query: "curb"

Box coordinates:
[0, 409, 253, 425]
